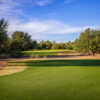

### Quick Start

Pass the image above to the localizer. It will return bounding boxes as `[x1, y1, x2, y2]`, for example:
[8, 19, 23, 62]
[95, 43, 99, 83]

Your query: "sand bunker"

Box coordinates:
[0, 61, 27, 76]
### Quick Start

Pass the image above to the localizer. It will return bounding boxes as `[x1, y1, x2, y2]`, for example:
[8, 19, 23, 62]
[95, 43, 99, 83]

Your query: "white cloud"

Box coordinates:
[0, 0, 24, 19]
[8, 19, 100, 40]
[0, 0, 100, 41]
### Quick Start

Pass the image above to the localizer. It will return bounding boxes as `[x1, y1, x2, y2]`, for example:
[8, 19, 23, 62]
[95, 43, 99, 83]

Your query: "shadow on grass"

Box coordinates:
[25, 60, 100, 67]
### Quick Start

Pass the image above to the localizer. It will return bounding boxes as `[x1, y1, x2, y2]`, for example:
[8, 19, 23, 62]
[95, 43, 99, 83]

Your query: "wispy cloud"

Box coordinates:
[0, 0, 23, 18]
[32, 0, 52, 6]
[0, 0, 76, 19]
[0, 0, 53, 19]
[8, 19, 100, 39]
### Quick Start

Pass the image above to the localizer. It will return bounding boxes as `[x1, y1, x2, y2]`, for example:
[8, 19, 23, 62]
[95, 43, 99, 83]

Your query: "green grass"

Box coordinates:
[1, 60, 100, 100]
[8, 59, 100, 67]
[23, 49, 75, 56]
[24, 49, 74, 52]
[23, 52, 58, 56]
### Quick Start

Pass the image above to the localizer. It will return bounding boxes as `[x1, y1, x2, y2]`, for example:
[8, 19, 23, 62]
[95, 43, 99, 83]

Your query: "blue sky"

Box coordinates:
[0, 0, 100, 42]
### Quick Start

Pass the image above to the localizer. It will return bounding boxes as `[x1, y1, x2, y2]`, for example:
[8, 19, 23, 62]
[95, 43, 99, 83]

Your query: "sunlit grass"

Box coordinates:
[23, 49, 75, 56]
[1, 59, 100, 100]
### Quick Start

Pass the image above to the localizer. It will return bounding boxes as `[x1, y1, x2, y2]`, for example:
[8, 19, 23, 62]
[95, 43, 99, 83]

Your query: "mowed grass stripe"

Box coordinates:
[8, 59, 100, 67]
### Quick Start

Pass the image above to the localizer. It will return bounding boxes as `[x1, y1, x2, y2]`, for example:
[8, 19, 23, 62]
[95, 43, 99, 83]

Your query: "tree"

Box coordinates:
[9, 40, 23, 58]
[9, 31, 34, 57]
[74, 28, 100, 55]
[39, 41, 47, 49]
[23, 33, 33, 50]
[65, 41, 73, 49]
[45, 40, 52, 49]
[74, 28, 91, 54]
[89, 30, 100, 55]
[31, 40, 38, 49]
[52, 43, 59, 49]
[52, 43, 62, 49]
[11, 31, 33, 50]
[0, 18, 8, 53]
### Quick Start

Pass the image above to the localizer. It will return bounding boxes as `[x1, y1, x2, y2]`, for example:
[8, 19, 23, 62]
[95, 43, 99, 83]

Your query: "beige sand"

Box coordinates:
[0, 61, 27, 76]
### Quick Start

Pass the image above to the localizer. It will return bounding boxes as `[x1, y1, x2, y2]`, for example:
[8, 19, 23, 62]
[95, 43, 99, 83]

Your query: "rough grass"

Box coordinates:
[0, 60, 100, 100]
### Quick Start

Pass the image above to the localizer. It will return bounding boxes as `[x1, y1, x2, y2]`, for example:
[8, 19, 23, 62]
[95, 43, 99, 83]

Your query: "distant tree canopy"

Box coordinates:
[74, 28, 100, 55]
[11, 31, 33, 50]
[65, 41, 73, 49]
[38, 40, 53, 50]
[52, 43, 65, 49]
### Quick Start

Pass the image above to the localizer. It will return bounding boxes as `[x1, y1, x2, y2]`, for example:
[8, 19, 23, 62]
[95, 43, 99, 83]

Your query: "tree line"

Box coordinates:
[0, 19, 73, 58]
[0, 18, 100, 58]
